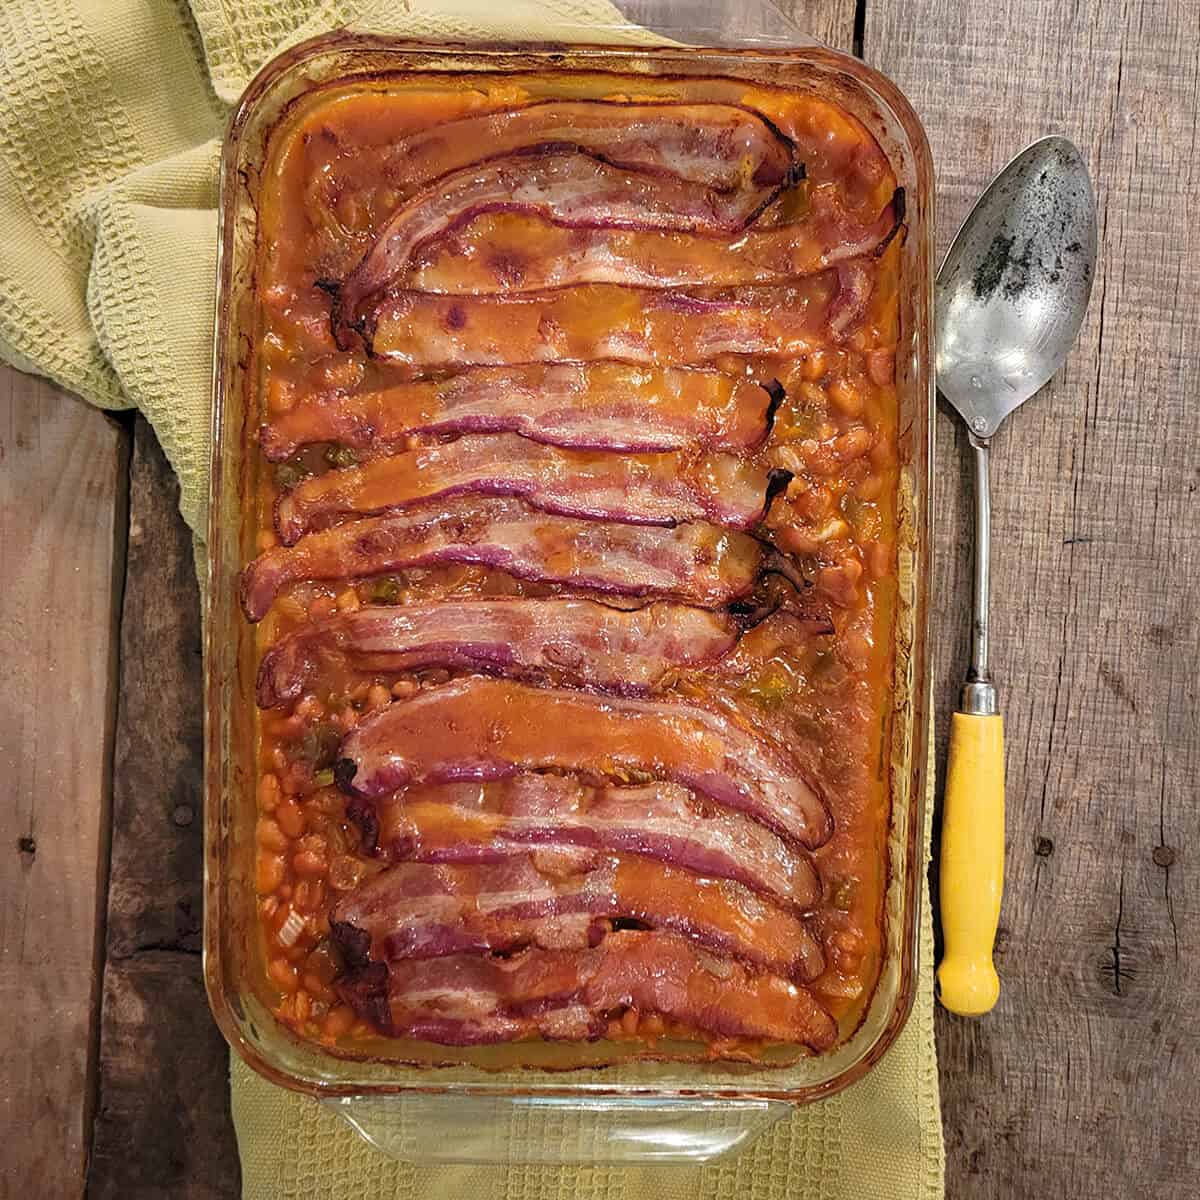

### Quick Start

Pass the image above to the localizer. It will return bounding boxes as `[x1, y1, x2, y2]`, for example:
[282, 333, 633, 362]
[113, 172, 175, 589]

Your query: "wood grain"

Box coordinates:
[617, 0, 856, 53]
[87, 417, 239, 1200]
[864, 1, 1200, 1195]
[0, 369, 128, 1200]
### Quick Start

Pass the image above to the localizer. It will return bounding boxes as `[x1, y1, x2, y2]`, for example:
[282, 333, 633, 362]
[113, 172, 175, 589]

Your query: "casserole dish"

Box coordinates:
[205, 15, 933, 1163]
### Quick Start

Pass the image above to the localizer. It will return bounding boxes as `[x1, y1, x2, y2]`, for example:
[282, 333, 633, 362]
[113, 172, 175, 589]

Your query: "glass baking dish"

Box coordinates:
[204, 13, 934, 1164]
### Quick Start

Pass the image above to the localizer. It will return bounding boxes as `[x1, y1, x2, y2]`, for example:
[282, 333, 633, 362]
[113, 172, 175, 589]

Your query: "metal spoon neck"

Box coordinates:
[960, 679, 998, 716]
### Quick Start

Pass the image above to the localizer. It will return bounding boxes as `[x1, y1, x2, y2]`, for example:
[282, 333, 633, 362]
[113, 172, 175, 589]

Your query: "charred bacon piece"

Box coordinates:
[329, 101, 801, 338]
[255, 598, 738, 707]
[410, 187, 906, 293]
[274, 435, 781, 543]
[336, 929, 837, 1049]
[334, 677, 832, 850]
[239, 497, 764, 622]
[260, 364, 775, 460]
[366, 275, 869, 365]
[362, 774, 821, 911]
[329, 854, 825, 983]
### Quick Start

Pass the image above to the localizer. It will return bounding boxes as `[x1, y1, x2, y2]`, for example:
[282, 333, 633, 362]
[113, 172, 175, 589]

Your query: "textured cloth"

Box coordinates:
[0, 1, 944, 1195]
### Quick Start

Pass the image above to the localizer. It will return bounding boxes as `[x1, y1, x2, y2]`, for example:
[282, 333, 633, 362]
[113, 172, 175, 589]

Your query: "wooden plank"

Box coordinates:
[618, 0, 857, 53]
[87, 416, 239, 1200]
[0, 369, 128, 1200]
[863, 1, 1200, 1195]
[775, 0, 857, 49]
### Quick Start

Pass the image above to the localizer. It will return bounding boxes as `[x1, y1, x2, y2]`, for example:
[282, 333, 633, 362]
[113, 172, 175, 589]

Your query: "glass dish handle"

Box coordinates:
[326, 1094, 790, 1164]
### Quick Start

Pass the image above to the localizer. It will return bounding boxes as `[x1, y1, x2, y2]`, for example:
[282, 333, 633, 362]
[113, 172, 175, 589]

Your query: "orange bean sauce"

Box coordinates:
[248, 71, 902, 1055]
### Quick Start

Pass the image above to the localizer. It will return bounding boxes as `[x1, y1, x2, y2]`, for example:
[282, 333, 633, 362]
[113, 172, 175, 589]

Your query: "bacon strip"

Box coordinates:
[828, 260, 874, 337]
[376, 101, 799, 194]
[257, 599, 736, 707]
[367, 275, 863, 365]
[332, 143, 800, 342]
[410, 187, 905, 293]
[302, 95, 888, 276]
[333, 859, 825, 988]
[336, 930, 837, 1048]
[363, 775, 820, 911]
[240, 498, 764, 622]
[329, 855, 825, 982]
[335, 677, 831, 850]
[260, 364, 774, 461]
[275, 435, 781, 543]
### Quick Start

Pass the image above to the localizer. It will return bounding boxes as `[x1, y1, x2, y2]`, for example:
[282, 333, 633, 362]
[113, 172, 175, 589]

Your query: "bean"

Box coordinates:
[813, 516, 850, 544]
[769, 444, 805, 474]
[335, 588, 361, 613]
[256, 853, 286, 895]
[276, 797, 306, 839]
[322, 1006, 356, 1040]
[869, 432, 895, 470]
[303, 972, 334, 1002]
[800, 437, 836, 477]
[268, 956, 299, 993]
[856, 473, 884, 502]
[829, 376, 865, 418]
[294, 878, 325, 913]
[391, 679, 418, 699]
[293, 849, 328, 878]
[775, 524, 820, 557]
[792, 485, 832, 522]
[366, 683, 392, 711]
[281, 761, 309, 796]
[834, 426, 872, 462]
[841, 458, 871, 489]
[257, 772, 281, 813]
[799, 350, 828, 381]
[256, 817, 289, 853]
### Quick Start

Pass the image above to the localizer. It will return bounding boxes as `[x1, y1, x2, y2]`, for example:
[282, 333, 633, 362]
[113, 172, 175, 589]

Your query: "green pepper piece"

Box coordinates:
[368, 576, 405, 604]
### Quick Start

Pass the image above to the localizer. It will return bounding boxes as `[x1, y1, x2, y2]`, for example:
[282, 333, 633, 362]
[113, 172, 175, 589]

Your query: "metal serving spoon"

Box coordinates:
[935, 137, 1097, 1016]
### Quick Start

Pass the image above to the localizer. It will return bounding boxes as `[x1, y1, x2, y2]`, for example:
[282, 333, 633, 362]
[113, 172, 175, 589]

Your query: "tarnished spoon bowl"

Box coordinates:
[937, 136, 1096, 440]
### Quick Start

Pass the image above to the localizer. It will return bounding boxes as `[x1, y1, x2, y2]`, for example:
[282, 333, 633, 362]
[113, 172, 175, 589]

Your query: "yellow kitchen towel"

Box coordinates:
[0, 0, 944, 1195]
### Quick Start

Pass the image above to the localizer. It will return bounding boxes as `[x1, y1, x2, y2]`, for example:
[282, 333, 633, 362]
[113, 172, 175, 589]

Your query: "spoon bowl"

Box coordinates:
[936, 136, 1097, 438]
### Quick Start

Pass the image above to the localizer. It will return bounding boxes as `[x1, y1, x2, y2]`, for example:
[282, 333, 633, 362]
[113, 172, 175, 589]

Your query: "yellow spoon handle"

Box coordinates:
[937, 710, 1005, 1016]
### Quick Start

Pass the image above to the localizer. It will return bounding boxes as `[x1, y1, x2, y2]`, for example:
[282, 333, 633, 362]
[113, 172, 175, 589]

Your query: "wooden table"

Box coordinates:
[2, 1, 1196, 1195]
